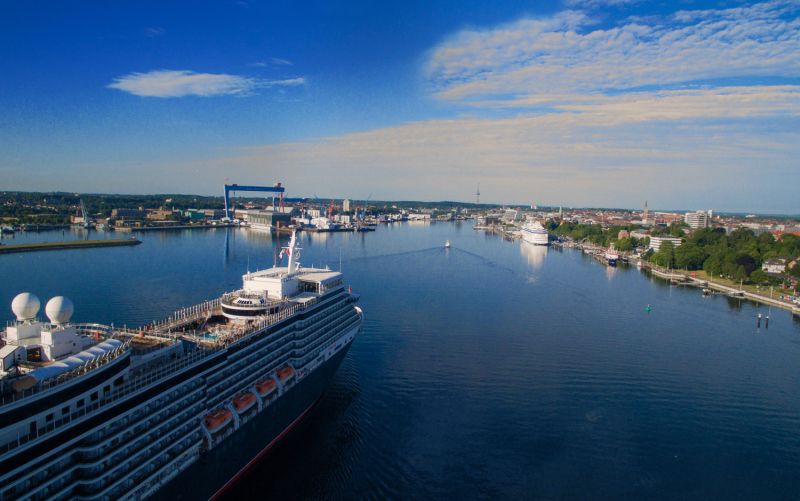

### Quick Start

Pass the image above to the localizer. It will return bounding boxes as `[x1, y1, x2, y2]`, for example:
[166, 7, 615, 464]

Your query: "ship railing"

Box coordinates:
[150, 297, 222, 331]
[0, 340, 132, 407]
[2, 344, 222, 451]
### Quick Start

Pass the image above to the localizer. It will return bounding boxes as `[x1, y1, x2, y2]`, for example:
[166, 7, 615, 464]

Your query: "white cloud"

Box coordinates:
[107, 70, 304, 97]
[144, 27, 165, 37]
[250, 57, 294, 68]
[564, 0, 640, 8]
[199, 85, 799, 210]
[427, 1, 800, 104]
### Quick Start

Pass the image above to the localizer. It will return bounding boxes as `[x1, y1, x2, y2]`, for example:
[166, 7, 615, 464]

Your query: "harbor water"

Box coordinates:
[2, 223, 800, 499]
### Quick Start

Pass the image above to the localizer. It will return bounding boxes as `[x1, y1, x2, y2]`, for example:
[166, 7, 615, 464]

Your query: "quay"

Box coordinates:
[559, 237, 799, 316]
[0, 238, 141, 254]
[130, 223, 235, 232]
[643, 263, 799, 314]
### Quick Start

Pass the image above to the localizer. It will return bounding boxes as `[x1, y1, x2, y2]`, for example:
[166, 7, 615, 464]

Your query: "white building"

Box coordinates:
[343, 199, 351, 212]
[684, 210, 711, 229]
[762, 258, 787, 275]
[649, 236, 683, 252]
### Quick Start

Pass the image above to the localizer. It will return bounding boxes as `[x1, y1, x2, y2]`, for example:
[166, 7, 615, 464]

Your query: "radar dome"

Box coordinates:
[11, 293, 41, 321]
[45, 296, 74, 324]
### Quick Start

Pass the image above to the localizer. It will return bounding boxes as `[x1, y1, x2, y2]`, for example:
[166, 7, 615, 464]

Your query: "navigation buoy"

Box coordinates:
[645, 304, 652, 313]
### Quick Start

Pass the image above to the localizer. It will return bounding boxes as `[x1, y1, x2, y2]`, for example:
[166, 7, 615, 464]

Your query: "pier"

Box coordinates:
[0, 238, 141, 254]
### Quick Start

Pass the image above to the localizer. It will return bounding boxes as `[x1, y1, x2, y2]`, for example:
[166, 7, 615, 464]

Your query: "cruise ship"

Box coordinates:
[0, 231, 363, 500]
[520, 220, 549, 246]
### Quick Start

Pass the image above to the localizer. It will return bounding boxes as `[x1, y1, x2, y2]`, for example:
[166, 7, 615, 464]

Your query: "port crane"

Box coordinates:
[223, 183, 286, 220]
[79, 198, 90, 228]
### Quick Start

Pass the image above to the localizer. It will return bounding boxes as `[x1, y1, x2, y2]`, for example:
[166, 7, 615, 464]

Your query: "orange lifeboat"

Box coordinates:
[256, 379, 277, 397]
[232, 392, 257, 414]
[204, 409, 232, 433]
[277, 366, 295, 382]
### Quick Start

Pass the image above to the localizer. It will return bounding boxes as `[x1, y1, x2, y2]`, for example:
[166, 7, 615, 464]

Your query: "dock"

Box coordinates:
[0, 238, 141, 254]
[645, 264, 798, 313]
[131, 223, 235, 232]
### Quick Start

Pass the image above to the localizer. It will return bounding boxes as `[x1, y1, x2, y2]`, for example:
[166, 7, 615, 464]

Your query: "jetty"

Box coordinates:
[0, 238, 141, 255]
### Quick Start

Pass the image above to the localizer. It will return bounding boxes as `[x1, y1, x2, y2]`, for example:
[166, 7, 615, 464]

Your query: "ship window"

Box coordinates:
[29, 421, 36, 437]
[77, 399, 84, 407]
[46, 413, 54, 422]
[62, 406, 69, 415]
[91, 392, 98, 401]
[103, 385, 110, 394]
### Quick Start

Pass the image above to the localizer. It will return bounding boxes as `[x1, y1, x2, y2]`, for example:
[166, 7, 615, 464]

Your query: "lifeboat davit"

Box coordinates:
[204, 409, 233, 433]
[277, 366, 295, 382]
[232, 392, 257, 414]
[256, 379, 277, 397]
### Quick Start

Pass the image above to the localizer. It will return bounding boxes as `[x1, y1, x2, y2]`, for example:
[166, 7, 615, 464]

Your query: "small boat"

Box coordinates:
[702, 288, 711, 296]
[232, 392, 257, 413]
[256, 378, 277, 397]
[277, 365, 295, 382]
[204, 408, 233, 433]
[445, 240, 451, 249]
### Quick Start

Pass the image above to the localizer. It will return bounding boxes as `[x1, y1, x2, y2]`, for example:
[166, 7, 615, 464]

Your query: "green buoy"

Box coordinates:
[645, 304, 652, 313]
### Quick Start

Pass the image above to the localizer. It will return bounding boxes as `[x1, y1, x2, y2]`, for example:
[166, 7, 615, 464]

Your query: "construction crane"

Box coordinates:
[223, 183, 285, 220]
[79, 198, 90, 228]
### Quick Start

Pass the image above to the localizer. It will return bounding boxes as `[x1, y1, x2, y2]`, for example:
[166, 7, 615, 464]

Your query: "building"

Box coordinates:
[618, 230, 630, 240]
[111, 208, 144, 219]
[202, 209, 226, 219]
[643, 201, 649, 224]
[684, 210, 710, 229]
[649, 236, 683, 252]
[248, 209, 292, 230]
[762, 257, 788, 275]
[146, 209, 174, 221]
[342, 199, 351, 212]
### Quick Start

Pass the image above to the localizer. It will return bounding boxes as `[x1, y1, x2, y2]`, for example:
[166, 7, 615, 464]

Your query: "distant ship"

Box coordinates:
[521, 220, 549, 246]
[604, 246, 620, 267]
[0, 230, 363, 500]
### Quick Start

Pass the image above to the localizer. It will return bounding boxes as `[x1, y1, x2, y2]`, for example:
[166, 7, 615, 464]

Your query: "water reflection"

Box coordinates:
[520, 241, 547, 270]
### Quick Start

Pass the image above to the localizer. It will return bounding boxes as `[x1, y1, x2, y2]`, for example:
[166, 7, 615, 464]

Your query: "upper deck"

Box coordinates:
[0, 267, 347, 409]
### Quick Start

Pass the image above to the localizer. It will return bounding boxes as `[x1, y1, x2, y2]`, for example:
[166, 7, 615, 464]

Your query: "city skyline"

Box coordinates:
[2, 0, 799, 212]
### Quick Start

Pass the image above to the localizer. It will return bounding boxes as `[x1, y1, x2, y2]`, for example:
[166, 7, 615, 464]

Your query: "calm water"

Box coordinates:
[3, 223, 800, 500]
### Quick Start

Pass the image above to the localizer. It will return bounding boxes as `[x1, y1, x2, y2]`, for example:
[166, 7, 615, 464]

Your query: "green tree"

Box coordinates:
[674, 242, 707, 270]
[652, 240, 676, 268]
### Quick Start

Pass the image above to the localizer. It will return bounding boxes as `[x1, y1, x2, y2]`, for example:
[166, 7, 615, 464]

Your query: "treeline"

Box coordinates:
[549, 221, 649, 252]
[649, 227, 800, 284]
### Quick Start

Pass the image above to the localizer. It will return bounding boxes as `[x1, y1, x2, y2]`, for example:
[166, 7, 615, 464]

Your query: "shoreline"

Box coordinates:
[562, 238, 800, 316]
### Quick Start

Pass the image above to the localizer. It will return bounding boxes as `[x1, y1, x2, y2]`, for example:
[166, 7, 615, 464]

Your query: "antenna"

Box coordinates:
[475, 183, 480, 205]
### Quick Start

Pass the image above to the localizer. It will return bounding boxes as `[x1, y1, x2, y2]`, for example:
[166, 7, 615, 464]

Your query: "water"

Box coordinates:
[3, 223, 800, 499]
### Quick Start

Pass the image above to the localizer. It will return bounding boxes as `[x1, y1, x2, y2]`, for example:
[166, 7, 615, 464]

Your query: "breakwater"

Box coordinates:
[0, 238, 141, 254]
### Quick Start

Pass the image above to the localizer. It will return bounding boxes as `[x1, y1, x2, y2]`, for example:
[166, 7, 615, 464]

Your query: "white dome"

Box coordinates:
[45, 296, 74, 324]
[11, 293, 41, 321]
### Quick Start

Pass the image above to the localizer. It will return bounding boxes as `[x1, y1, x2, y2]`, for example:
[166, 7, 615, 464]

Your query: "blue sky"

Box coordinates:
[2, 0, 799, 212]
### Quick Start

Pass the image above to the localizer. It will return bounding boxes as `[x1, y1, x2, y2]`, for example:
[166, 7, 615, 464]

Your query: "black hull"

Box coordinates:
[154, 340, 354, 500]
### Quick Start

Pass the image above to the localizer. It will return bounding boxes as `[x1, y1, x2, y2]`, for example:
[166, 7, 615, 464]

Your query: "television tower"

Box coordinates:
[475, 183, 480, 205]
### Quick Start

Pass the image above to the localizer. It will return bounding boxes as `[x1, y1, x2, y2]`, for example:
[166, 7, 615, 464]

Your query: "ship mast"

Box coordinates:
[284, 229, 301, 274]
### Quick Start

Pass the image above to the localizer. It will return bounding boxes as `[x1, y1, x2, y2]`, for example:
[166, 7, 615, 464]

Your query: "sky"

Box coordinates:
[1, 0, 799, 212]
